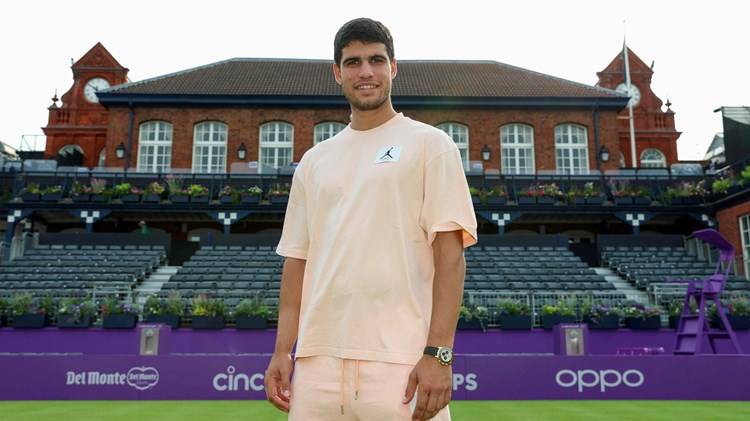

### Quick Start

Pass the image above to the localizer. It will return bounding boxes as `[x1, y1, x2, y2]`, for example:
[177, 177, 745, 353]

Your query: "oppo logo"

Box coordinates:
[555, 369, 644, 392]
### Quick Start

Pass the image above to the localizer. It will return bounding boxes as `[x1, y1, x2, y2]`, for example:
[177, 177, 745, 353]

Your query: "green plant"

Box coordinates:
[42, 185, 62, 194]
[191, 294, 227, 317]
[668, 299, 698, 317]
[458, 304, 488, 321]
[234, 297, 270, 318]
[519, 183, 562, 199]
[727, 296, 750, 317]
[165, 174, 184, 193]
[57, 296, 96, 322]
[244, 185, 262, 196]
[21, 182, 42, 194]
[711, 178, 732, 194]
[188, 184, 209, 197]
[113, 183, 135, 196]
[146, 182, 166, 195]
[11, 292, 53, 316]
[268, 183, 290, 197]
[0, 297, 9, 315]
[621, 303, 661, 320]
[143, 291, 184, 316]
[581, 297, 619, 324]
[540, 297, 576, 316]
[739, 165, 750, 186]
[102, 297, 139, 316]
[90, 178, 107, 194]
[497, 299, 531, 316]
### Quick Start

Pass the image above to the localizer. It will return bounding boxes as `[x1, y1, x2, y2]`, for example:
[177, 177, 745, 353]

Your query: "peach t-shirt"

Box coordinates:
[276, 113, 477, 365]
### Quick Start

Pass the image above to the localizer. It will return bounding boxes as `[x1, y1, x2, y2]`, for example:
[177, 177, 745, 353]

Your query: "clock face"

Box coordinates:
[83, 77, 111, 103]
[615, 82, 641, 107]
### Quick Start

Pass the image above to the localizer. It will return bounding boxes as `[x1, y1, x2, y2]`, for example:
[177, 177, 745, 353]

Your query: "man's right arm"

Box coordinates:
[265, 256, 306, 413]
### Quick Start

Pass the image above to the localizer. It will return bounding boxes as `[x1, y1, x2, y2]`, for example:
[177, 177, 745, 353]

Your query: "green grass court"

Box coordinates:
[1, 400, 749, 421]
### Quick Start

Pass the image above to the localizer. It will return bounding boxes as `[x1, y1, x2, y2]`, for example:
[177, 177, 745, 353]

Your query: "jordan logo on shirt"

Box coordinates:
[374, 146, 401, 164]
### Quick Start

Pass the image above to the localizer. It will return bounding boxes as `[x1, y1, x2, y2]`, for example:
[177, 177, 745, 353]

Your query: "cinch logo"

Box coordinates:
[453, 373, 478, 391]
[213, 366, 265, 392]
[555, 369, 644, 392]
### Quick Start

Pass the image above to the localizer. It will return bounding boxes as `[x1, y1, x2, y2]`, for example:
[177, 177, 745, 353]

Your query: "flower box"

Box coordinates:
[471, 196, 482, 205]
[270, 195, 289, 205]
[716, 315, 750, 330]
[570, 197, 586, 206]
[487, 196, 508, 205]
[517, 196, 535, 205]
[681, 196, 701, 205]
[457, 317, 487, 331]
[170, 195, 190, 203]
[626, 316, 662, 330]
[537, 197, 556, 205]
[42, 193, 62, 202]
[146, 314, 181, 329]
[634, 197, 651, 205]
[142, 194, 162, 203]
[241, 195, 262, 205]
[191, 315, 225, 329]
[668, 315, 680, 329]
[191, 196, 210, 204]
[12, 314, 48, 328]
[21, 193, 41, 202]
[541, 315, 576, 330]
[91, 194, 107, 203]
[57, 314, 94, 328]
[0, 315, 7, 327]
[613, 197, 633, 205]
[585, 315, 620, 329]
[499, 315, 533, 330]
[119, 194, 141, 203]
[235, 315, 268, 330]
[219, 195, 235, 204]
[103, 314, 138, 329]
[71, 194, 91, 203]
[585, 196, 605, 205]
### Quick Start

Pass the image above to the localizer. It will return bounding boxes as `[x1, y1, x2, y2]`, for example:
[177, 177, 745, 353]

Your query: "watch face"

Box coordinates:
[438, 347, 453, 364]
[615, 82, 641, 107]
[83, 77, 111, 103]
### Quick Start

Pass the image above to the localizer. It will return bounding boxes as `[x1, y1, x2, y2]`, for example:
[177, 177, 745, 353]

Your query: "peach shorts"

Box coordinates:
[288, 356, 451, 421]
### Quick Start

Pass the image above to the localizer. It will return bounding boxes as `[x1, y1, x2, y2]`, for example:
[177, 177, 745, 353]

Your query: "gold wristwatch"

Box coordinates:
[424, 346, 454, 366]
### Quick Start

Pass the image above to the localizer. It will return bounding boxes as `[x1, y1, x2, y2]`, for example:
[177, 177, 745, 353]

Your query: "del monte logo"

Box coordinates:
[127, 367, 159, 390]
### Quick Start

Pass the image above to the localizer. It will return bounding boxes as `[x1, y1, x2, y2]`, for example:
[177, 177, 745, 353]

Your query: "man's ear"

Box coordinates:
[333, 63, 342, 85]
[391, 58, 397, 79]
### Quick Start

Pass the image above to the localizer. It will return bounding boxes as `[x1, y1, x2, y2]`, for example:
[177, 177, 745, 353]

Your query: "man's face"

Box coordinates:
[334, 41, 397, 112]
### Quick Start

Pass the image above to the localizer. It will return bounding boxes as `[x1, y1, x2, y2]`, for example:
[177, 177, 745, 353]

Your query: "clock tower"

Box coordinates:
[43, 43, 128, 168]
[597, 47, 681, 167]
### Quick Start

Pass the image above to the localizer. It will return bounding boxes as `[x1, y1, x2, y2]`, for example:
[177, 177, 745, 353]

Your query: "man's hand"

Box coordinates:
[264, 352, 294, 412]
[403, 355, 452, 420]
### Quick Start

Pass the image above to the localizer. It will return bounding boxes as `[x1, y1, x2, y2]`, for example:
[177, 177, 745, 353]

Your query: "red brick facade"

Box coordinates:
[717, 202, 750, 276]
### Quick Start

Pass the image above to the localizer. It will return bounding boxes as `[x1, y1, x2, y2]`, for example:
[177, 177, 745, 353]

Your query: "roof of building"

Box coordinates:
[99, 58, 627, 108]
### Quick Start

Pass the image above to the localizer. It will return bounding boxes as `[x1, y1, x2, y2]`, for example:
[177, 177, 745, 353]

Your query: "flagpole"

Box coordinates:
[623, 28, 637, 168]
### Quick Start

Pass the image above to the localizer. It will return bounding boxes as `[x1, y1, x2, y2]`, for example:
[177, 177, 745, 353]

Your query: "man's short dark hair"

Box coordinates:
[334, 18, 395, 66]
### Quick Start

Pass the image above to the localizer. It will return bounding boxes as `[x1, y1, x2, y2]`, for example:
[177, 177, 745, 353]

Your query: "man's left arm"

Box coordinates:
[404, 229, 466, 421]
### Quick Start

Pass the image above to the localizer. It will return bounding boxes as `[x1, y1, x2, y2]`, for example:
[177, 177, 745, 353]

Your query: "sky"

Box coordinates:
[1, 0, 747, 161]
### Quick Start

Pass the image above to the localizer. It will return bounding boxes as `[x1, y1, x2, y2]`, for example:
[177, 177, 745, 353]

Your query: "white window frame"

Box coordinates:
[259, 121, 294, 172]
[137, 121, 173, 173]
[500, 124, 535, 174]
[554, 124, 589, 175]
[314, 122, 346, 144]
[436, 123, 469, 171]
[640, 148, 667, 168]
[741, 214, 750, 280]
[192, 121, 227, 173]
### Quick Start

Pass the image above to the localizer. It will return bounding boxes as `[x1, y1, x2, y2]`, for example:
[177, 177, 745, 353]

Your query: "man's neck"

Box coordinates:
[349, 105, 398, 131]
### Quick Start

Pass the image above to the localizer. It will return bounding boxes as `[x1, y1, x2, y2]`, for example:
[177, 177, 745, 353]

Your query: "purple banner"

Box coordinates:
[1, 354, 749, 401]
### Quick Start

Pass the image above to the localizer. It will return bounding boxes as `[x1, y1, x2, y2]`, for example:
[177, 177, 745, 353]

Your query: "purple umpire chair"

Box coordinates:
[671, 228, 743, 355]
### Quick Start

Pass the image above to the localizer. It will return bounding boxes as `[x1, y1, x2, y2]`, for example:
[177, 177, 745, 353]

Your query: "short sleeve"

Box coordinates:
[276, 166, 310, 259]
[420, 147, 478, 248]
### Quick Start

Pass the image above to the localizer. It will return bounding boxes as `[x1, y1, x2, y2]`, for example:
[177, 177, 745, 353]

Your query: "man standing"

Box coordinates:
[265, 18, 477, 420]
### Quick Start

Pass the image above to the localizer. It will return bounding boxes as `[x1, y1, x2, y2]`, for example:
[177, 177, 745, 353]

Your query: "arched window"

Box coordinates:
[554, 124, 589, 174]
[57, 145, 84, 167]
[137, 121, 173, 172]
[193, 121, 227, 173]
[436, 123, 469, 171]
[619, 152, 626, 168]
[260, 121, 294, 172]
[500, 124, 535, 174]
[640, 148, 667, 168]
[98, 148, 106, 168]
[314, 122, 346, 144]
